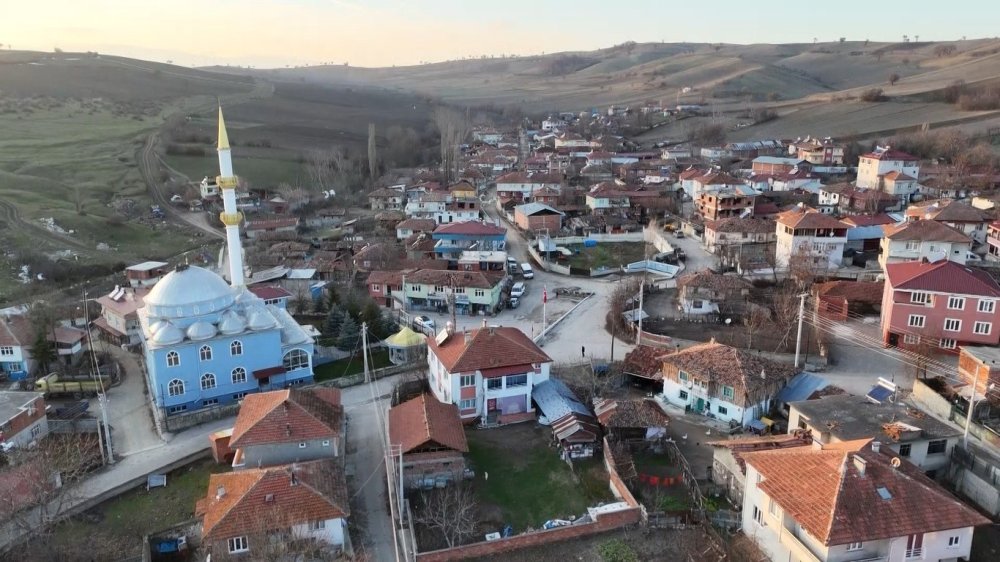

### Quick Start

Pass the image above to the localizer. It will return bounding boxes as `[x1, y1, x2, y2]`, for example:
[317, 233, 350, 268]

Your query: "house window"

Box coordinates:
[978, 300, 996, 313]
[903, 334, 920, 345]
[199, 345, 213, 361]
[947, 296, 966, 310]
[847, 542, 863, 552]
[974, 321, 992, 335]
[31, 425, 41, 438]
[907, 315, 926, 328]
[308, 520, 326, 531]
[299, 442, 307, 449]
[752, 505, 764, 526]
[944, 318, 961, 332]
[486, 378, 503, 390]
[679, 390, 689, 400]
[939, 338, 957, 350]
[371, 284, 380, 292]
[283, 349, 310, 371]
[947, 536, 960, 548]
[166, 351, 180, 367]
[904, 241, 919, 251]
[910, 292, 930, 305]
[167, 405, 187, 413]
[167, 379, 185, 397]
[0, 346, 13, 356]
[459, 398, 476, 410]
[768, 499, 779, 516]
[228, 536, 249, 554]
[231, 341, 243, 356]
[474, 289, 485, 297]
[232, 367, 247, 384]
[905, 533, 924, 558]
[722, 385, 735, 400]
[678, 370, 689, 381]
[322, 440, 330, 447]
[505, 374, 528, 388]
[410, 285, 419, 292]
[201, 373, 216, 390]
[434, 285, 445, 293]
[899, 443, 912, 457]
[203, 398, 219, 406]
[460, 375, 475, 387]
[717, 405, 728, 415]
[927, 439, 947, 455]
[233, 392, 247, 400]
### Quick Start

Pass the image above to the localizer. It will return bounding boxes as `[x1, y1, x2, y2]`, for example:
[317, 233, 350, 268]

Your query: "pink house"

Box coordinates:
[881, 259, 1000, 351]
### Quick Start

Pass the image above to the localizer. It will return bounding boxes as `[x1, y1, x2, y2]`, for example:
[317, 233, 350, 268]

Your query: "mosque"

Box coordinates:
[138, 109, 315, 416]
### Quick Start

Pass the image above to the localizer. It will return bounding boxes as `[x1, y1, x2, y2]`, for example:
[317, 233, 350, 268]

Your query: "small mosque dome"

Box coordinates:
[148, 320, 169, 336]
[151, 321, 184, 345]
[144, 265, 235, 319]
[186, 321, 218, 341]
[247, 308, 276, 331]
[218, 311, 247, 335]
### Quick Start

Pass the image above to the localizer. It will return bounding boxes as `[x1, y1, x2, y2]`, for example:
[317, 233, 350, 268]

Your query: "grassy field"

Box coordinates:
[40, 458, 227, 561]
[163, 153, 310, 188]
[467, 425, 612, 530]
[313, 349, 393, 381]
[565, 242, 650, 271]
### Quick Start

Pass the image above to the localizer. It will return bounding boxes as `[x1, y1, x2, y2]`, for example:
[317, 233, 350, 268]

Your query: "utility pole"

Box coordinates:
[637, 279, 645, 346]
[84, 289, 114, 464]
[361, 322, 369, 384]
[793, 292, 807, 369]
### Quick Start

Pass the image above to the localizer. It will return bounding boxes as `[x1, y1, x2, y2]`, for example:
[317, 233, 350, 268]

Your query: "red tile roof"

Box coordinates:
[884, 259, 1000, 297]
[405, 269, 503, 290]
[776, 205, 848, 230]
[388, 393, 468, 455]
[198, 459, 349, 541]
[0, 316, 33, 348]
[696, 171, 741, 185]
[708, 430, 813, 474]
[839, 214, 897, 227]
[622, 345, 667, 379]
[814, 280, 884, 303]
[244, 217, 300, 231]
[248, 286, 292, 301]
[230, 389, 343, 448]
[882, 219, 971, 243]
[906, 199, 991, 223]
[396, 218, 438, 232]
[661, 342, 796, 406]
[594, 398, 669, 428]
[862, 149, 919, 161]
[882, 170, 916, 181]
[427, 327, 551, 375]
[704, 217, 775, 234]
[743, 440, 989, 546]
[432, 221, 506, 237]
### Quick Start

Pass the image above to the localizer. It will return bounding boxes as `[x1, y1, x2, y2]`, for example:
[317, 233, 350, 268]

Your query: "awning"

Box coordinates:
[253, 366, 286, 380]
[760, 416, 774, 427]
[92, 317, 125, 338]
[747, 419, 766, 431]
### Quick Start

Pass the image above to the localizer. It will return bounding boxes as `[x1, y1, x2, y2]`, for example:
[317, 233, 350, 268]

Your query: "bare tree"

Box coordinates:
[434, 107, 469, 185]
[306, 146, 348, 193]
[743, 304, 771, 351]
[888, 73, 900, 86]
[414, 484, 478, 548]
[367, 123, 378, 185]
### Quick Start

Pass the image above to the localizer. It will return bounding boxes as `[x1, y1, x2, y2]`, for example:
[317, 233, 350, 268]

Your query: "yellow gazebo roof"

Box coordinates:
[385, 326, 426, 348]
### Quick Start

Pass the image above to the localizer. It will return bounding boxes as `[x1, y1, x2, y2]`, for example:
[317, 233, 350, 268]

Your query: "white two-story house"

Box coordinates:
[775, 204, 848, 272]
[742, 439, 987, 562]
[879, 219, 974, 270]
[426, 325, 552, 425]
[857, 147, 920, 193]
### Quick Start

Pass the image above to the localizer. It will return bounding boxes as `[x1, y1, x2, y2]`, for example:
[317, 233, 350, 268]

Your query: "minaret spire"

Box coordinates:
[216, 106, 245, 287]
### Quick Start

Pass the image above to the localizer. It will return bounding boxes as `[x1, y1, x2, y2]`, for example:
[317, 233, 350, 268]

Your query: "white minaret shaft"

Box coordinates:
[217, 107, 245, 287]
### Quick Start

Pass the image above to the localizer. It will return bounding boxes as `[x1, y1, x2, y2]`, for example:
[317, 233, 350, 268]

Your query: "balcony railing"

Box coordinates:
[904, 547, 922, 559]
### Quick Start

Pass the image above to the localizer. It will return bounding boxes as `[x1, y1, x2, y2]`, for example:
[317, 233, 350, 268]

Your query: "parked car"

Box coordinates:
[519, 262, 534, 279]
[510, 282, 526, 299]
[413, 315, 435, 332]
[674, 230, 685, 238]
[509, 296, 520, 309]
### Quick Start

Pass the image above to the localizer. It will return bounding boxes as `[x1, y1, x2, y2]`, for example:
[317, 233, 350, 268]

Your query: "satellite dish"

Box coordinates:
[890, 457, 902, 468]
[725, 318, 732, 325]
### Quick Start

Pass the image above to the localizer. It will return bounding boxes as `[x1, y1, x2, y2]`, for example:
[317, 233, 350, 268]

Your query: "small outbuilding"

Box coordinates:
[385, 326, 427, 365]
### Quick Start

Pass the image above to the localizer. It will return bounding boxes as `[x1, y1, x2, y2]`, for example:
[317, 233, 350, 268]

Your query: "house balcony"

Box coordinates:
[778, 528, 822, 562]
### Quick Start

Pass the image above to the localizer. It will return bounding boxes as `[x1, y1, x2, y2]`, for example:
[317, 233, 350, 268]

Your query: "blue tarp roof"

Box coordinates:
[866, 385, 894, 404]
[532, 378, 590, 421]
[776, 372, 829, 404]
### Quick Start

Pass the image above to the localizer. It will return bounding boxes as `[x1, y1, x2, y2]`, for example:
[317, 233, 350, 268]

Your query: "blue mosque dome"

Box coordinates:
[150, 321, 184, 345]
[218, 311, 247, 335]
[186, 321, 218, 341]
[144, 265, 236, 319]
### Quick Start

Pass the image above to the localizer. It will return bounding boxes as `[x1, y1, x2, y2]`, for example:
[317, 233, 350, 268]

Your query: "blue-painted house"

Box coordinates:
[139, 265, 314, 416]
[431, 221, 506, 264]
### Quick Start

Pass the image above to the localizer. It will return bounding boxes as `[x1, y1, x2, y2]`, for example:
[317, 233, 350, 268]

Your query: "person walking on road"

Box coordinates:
[582, 346, 586, 358]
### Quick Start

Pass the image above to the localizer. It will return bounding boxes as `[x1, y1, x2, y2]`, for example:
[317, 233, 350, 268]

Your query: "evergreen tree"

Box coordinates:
[324, 307, 345, 339]
[31, 330, 57, 374]
[312, 292, 328, 314]
[341, 290, 362, 321]
[326, 285, 340, 309]
[360, 300, 386, 339]
[337, 315, 361, 352]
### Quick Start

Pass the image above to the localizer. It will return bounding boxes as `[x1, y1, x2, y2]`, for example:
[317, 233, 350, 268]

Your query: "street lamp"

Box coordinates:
[964, 382, 996, 448]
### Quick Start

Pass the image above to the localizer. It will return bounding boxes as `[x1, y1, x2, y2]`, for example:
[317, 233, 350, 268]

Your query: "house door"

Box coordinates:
[487, 399, 497, 412]
[695, 398, 705, 412]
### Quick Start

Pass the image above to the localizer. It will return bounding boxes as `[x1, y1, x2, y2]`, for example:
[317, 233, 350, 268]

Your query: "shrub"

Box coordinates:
[599, 539, 638, 562]
[859, 88, 886, 102]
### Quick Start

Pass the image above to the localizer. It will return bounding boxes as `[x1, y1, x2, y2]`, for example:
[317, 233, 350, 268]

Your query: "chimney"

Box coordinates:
[216, 485, 226, 499]
[872, 441, 881, 453]
[464, 330, 471, 346]
[853, 455, 867, 476]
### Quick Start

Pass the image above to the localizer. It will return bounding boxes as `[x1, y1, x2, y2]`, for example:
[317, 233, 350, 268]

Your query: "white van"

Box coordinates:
[511, 282, 526, 298]
[520, 262, 534, 279]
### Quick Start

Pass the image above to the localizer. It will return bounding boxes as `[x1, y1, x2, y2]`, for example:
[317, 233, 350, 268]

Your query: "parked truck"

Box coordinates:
[35, 374, 105, 398]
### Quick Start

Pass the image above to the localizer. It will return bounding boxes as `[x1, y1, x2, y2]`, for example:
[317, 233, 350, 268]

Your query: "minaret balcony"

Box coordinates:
[216, 176, 239, 189]
[220, 212, 244, 227]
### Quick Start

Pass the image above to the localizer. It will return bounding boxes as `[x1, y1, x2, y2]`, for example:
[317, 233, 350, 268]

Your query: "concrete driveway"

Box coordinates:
[97, 345, 164, 456]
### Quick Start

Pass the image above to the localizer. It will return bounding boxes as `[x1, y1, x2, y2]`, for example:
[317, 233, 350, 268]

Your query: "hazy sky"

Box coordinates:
[2, 0, 996, 68]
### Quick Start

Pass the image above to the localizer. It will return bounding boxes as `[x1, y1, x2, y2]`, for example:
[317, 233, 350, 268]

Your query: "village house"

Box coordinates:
[426, 325, 552, 425]
[813, 280, 883, 321]
[585, 181, 632, 213]
[702, 217, 777, 254]
[708, 431, 813, 506]
[789, 137, 844, 165]
[905, 199, 991, 244]
[514, 202, 565, 233]
[367, 270, 406, 309]
[94, 286, 149, 346]
[841, 214, 898, 253]
[247, 285, 292, 308]
[741, 439, 987, 562]
[403, 269, 505, 316]
[431, 221, 506, 262]
[197, 459, 350, 560]
[676, 270, 752, 316]
[751, 156, 809, 176]
[788, 393, 961, 474]
[388, 393, 469, 487]
[956, 345, 1000, 412]
[532, 377, 600, 459]
[775, 205, 849, 272]
[879, 219, 974, 269]
[880, 170, 921, 204]
[696, 185, 758, 221]
[987, 221, 1000, 261]
[690, 170, 744, 200]
[125, 261, 169, 288]
[677, 166, 710, 195]
[880, 259, 1000, 350]
[531, 186, 562, 205]
[0, 391, 48, 450]
[227, 388, 343, 470]
[659, 341, 797, 427]
[244, 217, 300, 240]
[594, 398, 670, 442]
[0, 316, 33, 380]
[856, 146, 921, 194]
